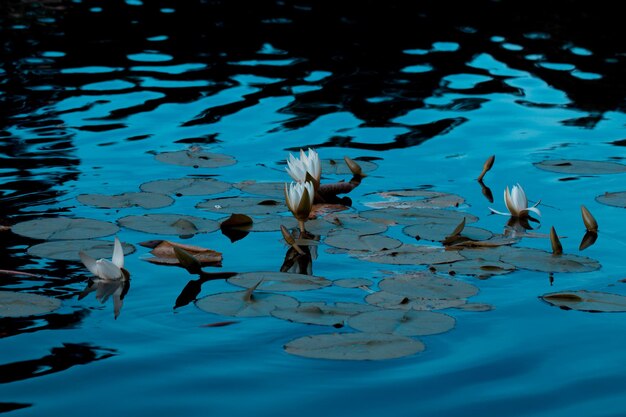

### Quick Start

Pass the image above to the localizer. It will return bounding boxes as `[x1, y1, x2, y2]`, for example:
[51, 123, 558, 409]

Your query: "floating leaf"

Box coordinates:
[140, 177, 232, 196]
[228, 271, 331, 292]
[244, 216, 332, 234]
[0, 291, 61, 318]
[28, 239, 135, 261]
[333, 278, 374, 289]
[404, 223, 492, 243]
[499, 246, 600, 273]
[322, 213, 388, 235]
[118, 214, 219, 237]
[144, 240, 222, 268]
[477, 155, 495, 181]
[284, 332, 424, 361]
[272, 302, 378, 326]
[364, 190, 465, 210]
[432, 258, 515, 279]
[365, 291, 467, 311]
[379, 272, 479, 299]
[12, 217, 119, 240]
[325, 230, 403, 252]
[595, 191, 626, 208]
[309, 203, 350, 218]
[234, 181, 285, 198]
[321, 159, 378, 175]
[155, 149, 236, 168]
[356, 244, 464, 265]
[534, 159, 626, 175]
[220, 214, 253, 243]
[348, 309, 455, 336]
[197, 197, 286, 215]
[454, 302, 494, 312]
[77, 192, 173, 209]
[542, 290, 626, 312]
[195, 290, 298, 317]
[360, 207, 477, 226]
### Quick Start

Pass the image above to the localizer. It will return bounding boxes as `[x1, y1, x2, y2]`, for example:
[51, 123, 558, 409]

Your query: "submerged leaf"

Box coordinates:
[542, 290, 626, 312]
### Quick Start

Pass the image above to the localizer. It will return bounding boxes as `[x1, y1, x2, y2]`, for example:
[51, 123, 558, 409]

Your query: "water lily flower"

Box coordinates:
[286, 148, 321, 189]
[285, 181, 314, 233]
[79, 237, 126, 280]
[489, 184, 541, 218]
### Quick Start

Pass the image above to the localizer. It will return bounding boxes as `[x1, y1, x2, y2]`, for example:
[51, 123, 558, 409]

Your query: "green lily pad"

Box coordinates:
[321, 159, 378, 175]
[596, 191, 626, 208]
[155, 149, 236, 168]
[197, 197, 286, 215]
[322, 213, 388, 235]
[234, 181, 285, 198]
[11, 217, 119, 240]
[140, 177, 232, 196]
[118, 214, 219, 236]
[284, 332, 424, 361]
[499, 246, 600, 273]
[355, 244, 464, 265]
[324, 230, 403, 252]
[77, 192, 173, 209]
[196, 290, 298, 317]
[271, 302, 378, 326]
[333, 278, 375, 289]
[228, 271, 331, 291]
[0, 291, 61, 317]
[360, 207, 477, 226]
[365, 189, 465, 209]
[432, 258, 516, 279]
[365, 291, 467, 311]
[541, 290, 626, 312]
[379, 272, 479, 299]
[534, 159, 626, 175]
[244, 216, 333, 234]
[454, 302, 494, 312]
[27, 239, 135, 261]
[348, 309, 455, 336]
[403, 223, 493, 243]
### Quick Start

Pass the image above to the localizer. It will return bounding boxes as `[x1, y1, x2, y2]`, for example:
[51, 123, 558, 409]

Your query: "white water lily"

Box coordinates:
[286, 148, 321, 187]
[489, 184, 541, 218]
[285, 181, 314, 232]
[79, 237, 126, 280]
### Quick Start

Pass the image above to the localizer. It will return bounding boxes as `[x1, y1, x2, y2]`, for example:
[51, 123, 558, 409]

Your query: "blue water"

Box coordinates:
[1, 1, 626, 416]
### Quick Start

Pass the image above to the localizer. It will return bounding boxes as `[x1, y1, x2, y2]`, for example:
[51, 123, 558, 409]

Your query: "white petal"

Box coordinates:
[524, 206, 542, 217]
[503, 187, 516, 215]
[95, 259, 123, 280]
[112, 237, 124, 268]
[510, 185, 526, 212]
[489, 207, 512, 216]
[80, 251, 100, 277]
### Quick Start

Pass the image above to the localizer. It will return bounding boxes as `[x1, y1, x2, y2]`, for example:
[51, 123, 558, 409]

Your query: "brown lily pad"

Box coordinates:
[144, 240, 222, 266]
[197, 196, 286, 215]
[118, 214, 219, 237]
[228, 271, 331, 291]
[140, 177, 232, 196]
[0, 291, 62, 317]
[596, 191, 626, 208]
[271, 302, 378, 326]
[28, 239, 135, 261]
[196, 290, 298, 317]
[11, 217, 119, 240]
[534, 159, 626, 175]
[284, 332, 424, 361]
[155, 148, 236, 168]
[348, 309, 455, 336]
[77, 192, 174, 209]
[541, 290, 626, 312]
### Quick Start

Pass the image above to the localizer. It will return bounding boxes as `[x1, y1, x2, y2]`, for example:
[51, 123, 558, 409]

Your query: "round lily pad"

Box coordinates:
[596, 191, 626, 208]
[235, 181, 285, 198]
[325, 230, 403, 252]
[541, 290, 626, 312]
[228, 271, 331, 292]
[360, 207, 477, 226]
[379, 272, 479, 299]
[356, 244, 464, 265]
[12, 217, 119, 240]
[118, 214, 219, 236]
[534, 159, 626, 175]
[0, 291, 61, 317]
[27, 239, 135, 261]
[284, 332, 424, 361]
[197, 197, 286, 215]
[77, 192, 174, 209]
[365, 291, 467, 311]
[140, 177, 232, 196]
[499, 247, 600, 273]
[454, 302, 494, 312]
[321, 159, 378, 175]
[196, 290, 298, 317]
[348, 309, 455, 336]
[271, 302, 378, 326]
[322, 213, 388, 235]
[155, 149, 236, 168]
[403, 223, 492, 243]
[432, 259, 515, 279]
[365, 190, 465, 209]
[334, 278, 375, 289]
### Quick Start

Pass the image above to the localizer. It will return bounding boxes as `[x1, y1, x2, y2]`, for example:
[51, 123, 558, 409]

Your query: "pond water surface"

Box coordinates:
[1, 1, 626, 416]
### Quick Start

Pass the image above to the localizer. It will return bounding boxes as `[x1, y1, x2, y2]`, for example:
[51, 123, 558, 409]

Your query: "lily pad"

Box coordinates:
[28, 239, 135, 261]
[284, 332, 424, 361]
[324, 230, 403, 252]
[499, 246, 600, 273]
[245, 216, 333, 234]
[403, 223, 492, 243]
[365, 291, 467, 311]
[454, 302, 494, 312]
[321, 159, 378, 175]
[155, 149, 236, 168]
[12, 217, 119, 240]
[596, 191, 626, 208]
[365, 190, 465, 209]
[360, 207, 477, 226]
[541, 290, 626, 312]
[534, 159, 626, 175]
[144, 240, 222, 266]
[0, 291, 61, 317]
[322, 213, 388, 235]
[348, 309, 455, 336]
[197, 197, 286, 215]
[334, 278, 375, 289]
[77, 192, 173, 209]
[234, 181, 285, 198]
[379, 272, 479, 299]
[118, 214, 219, 236]
[432, 258, 516, 279]
[228, 271, 331, 291]
[356, 244, 464, 265]
[272, 302, 378, 326]
[140, 177, 232, 196]
[196, 290, 298, 317]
